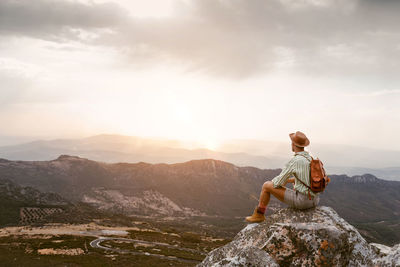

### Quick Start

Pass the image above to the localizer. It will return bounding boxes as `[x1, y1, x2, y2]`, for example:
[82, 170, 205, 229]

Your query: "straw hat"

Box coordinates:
[289, 131, 310, 147]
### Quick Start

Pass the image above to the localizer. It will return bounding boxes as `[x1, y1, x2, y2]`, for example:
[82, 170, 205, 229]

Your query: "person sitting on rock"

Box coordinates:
[245, 131, 320, 223]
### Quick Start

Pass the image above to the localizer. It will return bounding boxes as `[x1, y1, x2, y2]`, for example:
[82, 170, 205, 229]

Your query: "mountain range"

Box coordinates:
[0, 154, 399, 245]
[1, 134, 400, 181]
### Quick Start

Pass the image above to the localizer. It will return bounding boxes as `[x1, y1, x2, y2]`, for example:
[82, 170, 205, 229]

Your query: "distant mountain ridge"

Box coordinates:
[0, 134, 285, 171]
[1, 134, 400, 181]
[326, 166, 400, 182]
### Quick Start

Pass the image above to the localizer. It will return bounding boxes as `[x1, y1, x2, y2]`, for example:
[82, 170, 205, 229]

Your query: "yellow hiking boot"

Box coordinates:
[245, 206, 265, 223]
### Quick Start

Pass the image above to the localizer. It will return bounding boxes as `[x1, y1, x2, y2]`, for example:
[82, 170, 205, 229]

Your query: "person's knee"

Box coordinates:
[262, 181, 273, 193]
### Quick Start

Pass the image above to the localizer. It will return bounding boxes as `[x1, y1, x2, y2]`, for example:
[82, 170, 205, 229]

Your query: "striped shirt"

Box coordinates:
[271, 150, 318, 198]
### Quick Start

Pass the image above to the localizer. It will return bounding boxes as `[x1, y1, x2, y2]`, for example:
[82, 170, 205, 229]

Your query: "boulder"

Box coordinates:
[371, 243, 400, 266]
[198, 206, 399, 266]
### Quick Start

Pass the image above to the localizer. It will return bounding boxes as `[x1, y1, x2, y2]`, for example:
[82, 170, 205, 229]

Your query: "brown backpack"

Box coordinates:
[293, 154, 331, 199]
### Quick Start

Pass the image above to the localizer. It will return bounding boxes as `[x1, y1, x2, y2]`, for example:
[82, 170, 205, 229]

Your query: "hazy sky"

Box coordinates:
[0, 0, 399, 150]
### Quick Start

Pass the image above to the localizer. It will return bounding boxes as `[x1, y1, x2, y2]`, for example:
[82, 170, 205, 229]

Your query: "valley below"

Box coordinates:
[0, 215, 232, 266]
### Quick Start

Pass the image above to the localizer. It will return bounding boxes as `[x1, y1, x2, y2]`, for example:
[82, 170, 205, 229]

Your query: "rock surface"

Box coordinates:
[371, 243, 400, 267]
[198, 206, 400, 266]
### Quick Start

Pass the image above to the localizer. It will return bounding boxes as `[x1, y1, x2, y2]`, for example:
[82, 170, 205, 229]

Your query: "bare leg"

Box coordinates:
[246, 181, 287, 222]
[258, 181, 286, 208]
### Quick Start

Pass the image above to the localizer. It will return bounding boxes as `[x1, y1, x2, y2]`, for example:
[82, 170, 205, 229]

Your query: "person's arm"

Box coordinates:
[283, 177, 295, 186]
[271, 160, 295, 188]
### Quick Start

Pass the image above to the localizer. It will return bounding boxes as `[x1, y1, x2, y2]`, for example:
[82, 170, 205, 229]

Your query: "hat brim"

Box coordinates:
[289, 133, 310, 147]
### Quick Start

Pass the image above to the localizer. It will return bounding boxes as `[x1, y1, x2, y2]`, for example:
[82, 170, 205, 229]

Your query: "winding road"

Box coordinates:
[90, 237, 206, 264]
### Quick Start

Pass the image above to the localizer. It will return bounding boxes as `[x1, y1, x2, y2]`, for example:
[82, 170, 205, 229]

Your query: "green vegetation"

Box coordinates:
[0, 214, 231, 266]
[0, 197, 23, 226]
[0, 235, 197, 266]
[101, 240, 205, 262]
[0, 197, 66, 227]
[353, 220, 400, 246]
[126, 228, 229, 252]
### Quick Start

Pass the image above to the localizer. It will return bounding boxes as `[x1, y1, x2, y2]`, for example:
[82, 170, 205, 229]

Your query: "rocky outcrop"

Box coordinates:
[371, 243, 400, 267]
[82, 188, 207, 217]
[198, 206, 400, 266]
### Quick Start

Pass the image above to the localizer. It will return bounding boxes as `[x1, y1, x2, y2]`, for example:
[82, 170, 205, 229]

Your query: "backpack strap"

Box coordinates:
[293, 172, 312, 200]
[293, 153, 313, 200]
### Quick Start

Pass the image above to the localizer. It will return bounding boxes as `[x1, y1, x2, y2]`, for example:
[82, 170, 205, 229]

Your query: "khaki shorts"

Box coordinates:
[283, 187, 319, 210]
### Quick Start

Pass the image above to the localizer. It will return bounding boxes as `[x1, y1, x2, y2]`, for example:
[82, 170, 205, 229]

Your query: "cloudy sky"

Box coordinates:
[0, 0, 399, 150]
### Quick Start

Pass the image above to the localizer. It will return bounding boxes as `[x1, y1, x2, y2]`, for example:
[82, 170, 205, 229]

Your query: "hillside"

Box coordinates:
[0, 179, 68, 226]
[0, 155, 399, 245]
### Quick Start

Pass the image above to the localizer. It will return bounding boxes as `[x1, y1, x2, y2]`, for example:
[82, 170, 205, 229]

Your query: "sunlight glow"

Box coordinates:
[90, 0, 175, 18]
[199, 138, 220, 151]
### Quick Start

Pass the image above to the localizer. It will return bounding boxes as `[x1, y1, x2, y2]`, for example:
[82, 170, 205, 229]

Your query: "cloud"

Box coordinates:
[0, 0, 128, 41]
[1, 0, 400, 79]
